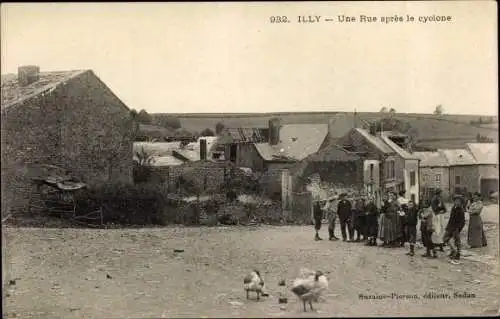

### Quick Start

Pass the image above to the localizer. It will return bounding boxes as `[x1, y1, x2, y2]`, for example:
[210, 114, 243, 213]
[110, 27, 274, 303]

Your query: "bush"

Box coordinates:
[75, 182, 177, 226]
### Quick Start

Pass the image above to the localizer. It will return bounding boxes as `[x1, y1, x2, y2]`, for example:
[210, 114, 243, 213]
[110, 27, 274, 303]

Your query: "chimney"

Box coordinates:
[200, 139, 207, 161]
[18, 65, 40, 86]
[268, 118, 281, 145]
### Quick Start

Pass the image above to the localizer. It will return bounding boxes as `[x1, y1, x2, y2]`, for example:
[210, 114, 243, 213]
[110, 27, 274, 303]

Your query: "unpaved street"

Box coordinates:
[2, 206, 499, 318]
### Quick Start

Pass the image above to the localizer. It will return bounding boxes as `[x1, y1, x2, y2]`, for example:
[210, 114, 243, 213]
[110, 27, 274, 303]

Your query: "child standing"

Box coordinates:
[443, 195, 466, 260]
[313, 200, 324, 241]
[420, 202, 437, 258]
[405, 200, 419, 256]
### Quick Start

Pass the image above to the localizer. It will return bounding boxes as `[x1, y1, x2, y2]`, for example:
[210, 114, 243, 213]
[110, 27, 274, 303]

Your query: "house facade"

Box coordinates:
[380, 131, 420, 204]
[466, 143, 499, 196]
[1, 66, 134, 215]
[335, 127, 399, 201]
[217, 119, 329, 173]
[414, 151, 451, 201]
[335, 127, 421, 204]
[440, 149, 479, 196]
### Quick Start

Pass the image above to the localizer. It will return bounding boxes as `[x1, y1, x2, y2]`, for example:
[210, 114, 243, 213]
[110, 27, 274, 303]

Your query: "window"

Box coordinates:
[435, 174, 441, 182]
[455, 175, 461, 185]
[411, 194, 416, 203]
[410, 171, 416, 186]
[385, 160, 395, 179]
[370, 163, 374, 180]
[229, 144, 237, 163]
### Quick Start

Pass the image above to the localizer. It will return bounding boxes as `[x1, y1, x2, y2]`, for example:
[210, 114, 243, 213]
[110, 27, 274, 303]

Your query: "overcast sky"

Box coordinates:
[1, 2, 497, 115]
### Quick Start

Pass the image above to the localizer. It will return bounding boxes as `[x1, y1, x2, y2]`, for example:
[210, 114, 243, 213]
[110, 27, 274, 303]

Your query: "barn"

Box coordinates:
[1, 66, 135, 216]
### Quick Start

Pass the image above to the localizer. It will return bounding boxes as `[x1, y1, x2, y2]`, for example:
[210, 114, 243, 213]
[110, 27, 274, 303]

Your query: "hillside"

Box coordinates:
[151, 112, 498, 149]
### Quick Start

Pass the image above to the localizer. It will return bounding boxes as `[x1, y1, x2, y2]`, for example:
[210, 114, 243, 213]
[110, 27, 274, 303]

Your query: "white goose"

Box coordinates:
[291, 269, 328, 311]
[243, 270, 265, 300]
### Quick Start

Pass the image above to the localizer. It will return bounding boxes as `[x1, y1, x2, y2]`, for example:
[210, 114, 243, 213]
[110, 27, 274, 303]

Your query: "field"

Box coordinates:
[3, 205, 499, 318]
[154, 112, 498, 149]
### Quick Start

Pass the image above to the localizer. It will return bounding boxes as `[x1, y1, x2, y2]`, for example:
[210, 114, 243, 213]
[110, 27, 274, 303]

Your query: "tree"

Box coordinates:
[476, 133, 494, 143]
[215, 122, 226, 135]
[133, 146, 154, 166]
[133, 147, 154, 184]
[379, 107, 388, 113]
[433, 105, 444, 115]
[200, 128, 215, 136]
[136, 109, 153, 124]
[154, 116, 182, 130]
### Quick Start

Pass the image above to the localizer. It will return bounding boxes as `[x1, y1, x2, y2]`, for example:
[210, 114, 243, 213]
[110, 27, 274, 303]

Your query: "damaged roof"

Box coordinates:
[254, 124, 328, 161]
[466, 143, 498, 165]
[353, 128, 394, 154]
[1, 70, 89, 109]
[217, 127, 268, 144]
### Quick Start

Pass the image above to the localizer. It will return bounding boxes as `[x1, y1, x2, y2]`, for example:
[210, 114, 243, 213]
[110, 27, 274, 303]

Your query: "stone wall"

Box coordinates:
[58, 71, 133, 185]
[1, 71, 133, 216]
[449, 165, 480, 195]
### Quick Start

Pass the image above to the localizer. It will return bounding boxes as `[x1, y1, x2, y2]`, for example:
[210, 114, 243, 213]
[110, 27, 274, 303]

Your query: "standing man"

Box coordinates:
[326, 195, 339, 241]
[313, 200, 324, 241]
[337, 193, 352, 241]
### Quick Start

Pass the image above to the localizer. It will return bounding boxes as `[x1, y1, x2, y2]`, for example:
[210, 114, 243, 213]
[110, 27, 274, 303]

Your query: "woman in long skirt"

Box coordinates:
[383, 192, 399, 247]
[467, 192, 488, 248]
[378, 194, 388, 244]
[431, 210, 446, 251]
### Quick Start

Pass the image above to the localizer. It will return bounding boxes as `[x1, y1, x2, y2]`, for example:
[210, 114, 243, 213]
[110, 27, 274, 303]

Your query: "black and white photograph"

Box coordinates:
[1, 2, 498, 318]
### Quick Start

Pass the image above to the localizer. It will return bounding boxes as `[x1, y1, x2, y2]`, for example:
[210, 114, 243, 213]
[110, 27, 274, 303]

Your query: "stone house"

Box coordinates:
[440, 148, 479, 196]
[335, 126, 421, 204]
[379, 131, 421, 203]
[414, 151, 451, 201]
[1, 66, 134, 215]
[466, 143, 499, 196]
[217, 119, 329, 173]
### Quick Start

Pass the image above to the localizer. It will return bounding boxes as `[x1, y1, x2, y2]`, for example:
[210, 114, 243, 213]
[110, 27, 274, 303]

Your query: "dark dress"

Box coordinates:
[351, 199, 366, 238]
[467, 201, 488, 248]
[382, 201, 398, 243]
[365, 202, 379, 238]
[378, 200, 388, 240]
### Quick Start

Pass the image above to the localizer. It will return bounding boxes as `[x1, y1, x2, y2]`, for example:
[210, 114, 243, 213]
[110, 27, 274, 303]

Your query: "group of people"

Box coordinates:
[312, 189, 488, 260]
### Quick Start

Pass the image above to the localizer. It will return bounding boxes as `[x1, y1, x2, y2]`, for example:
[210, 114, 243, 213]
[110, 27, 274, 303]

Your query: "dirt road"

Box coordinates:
[2, 206, 499, 318]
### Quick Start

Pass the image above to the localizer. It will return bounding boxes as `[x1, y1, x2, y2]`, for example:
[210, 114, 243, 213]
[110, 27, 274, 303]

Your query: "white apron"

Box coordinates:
[431, 213, 445, 244]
